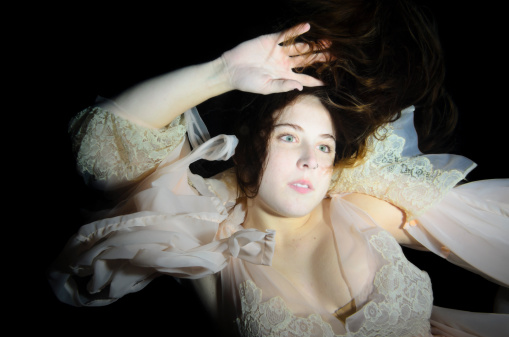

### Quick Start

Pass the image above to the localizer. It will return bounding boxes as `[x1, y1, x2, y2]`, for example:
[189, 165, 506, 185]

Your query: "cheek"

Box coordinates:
[318, 156, 334, 174]
[264, 147, 293, 175]
[316, 165, 334, 190]
[320, 165, 334, 176]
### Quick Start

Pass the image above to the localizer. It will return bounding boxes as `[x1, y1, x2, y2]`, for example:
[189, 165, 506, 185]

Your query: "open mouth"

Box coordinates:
[289, 180, 314, 193]
[293, 183, 310, 189]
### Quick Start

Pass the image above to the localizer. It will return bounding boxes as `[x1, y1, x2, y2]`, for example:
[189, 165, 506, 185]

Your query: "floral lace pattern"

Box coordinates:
[362, 231, 433, 336]
[69, 107, 187, 188]
[237, 280, 338, 337]
[236, 231, 433, 337]
[329, 124, 467, 219]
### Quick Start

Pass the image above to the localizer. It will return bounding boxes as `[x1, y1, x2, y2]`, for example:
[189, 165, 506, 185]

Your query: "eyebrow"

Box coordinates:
[274, 123, 336, 141]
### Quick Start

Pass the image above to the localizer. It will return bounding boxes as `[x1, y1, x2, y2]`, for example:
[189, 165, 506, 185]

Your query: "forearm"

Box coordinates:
[106, 57, 232, 129]
[99, 24, 325, 129]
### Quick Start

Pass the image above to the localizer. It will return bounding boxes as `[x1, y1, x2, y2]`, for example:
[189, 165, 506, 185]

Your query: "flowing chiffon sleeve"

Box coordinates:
[329, 106, 509, 287]
[49, 105, 275, 307]
[405, 179, 509, 287]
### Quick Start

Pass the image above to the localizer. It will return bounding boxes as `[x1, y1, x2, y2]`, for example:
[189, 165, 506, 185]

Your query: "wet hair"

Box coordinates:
[233, 0, 458, 198]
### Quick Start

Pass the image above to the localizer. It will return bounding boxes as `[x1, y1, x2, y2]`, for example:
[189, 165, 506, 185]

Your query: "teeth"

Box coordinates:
[294, 183, 309, 188]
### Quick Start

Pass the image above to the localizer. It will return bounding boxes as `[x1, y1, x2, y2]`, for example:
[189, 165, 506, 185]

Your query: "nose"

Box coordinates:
[297, 145, 319, 170]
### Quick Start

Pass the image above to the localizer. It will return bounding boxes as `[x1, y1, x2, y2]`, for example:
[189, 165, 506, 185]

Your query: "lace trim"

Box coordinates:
[329, 124, 466, 219]
[362, 231, 433, 337]
[69, 107, 187, 188]
[236, 231, 433, 337]
[237, 280, 338, 337]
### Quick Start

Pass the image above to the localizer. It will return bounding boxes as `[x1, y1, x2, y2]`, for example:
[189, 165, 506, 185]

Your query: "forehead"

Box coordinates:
[276, 95, 335, 133]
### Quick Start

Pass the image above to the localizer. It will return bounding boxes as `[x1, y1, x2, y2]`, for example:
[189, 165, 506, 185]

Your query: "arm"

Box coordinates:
[70, 24, 327, 190]
[332, 108, 509, 286]
[341, 192, 425, 248]
[104, 23, 326, 129]
[330, 107, 474, 246]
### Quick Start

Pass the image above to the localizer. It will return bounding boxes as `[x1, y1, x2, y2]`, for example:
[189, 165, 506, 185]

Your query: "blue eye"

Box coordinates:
[281, 135, 296, 142]
[318, 145, 330, 153]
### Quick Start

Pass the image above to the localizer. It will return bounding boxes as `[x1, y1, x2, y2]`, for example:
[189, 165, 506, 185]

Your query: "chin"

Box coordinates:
[273, 200, 321, 218]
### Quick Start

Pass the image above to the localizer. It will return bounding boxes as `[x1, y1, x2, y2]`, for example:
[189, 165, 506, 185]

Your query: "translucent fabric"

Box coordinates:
[220, 202, 435, 336]
[329, 107, 477, 220]
[405, 179, 509, 287]
[49, 105, 509, 336]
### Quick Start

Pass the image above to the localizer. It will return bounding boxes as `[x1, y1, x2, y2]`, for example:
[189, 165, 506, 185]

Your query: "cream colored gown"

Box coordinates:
[49, 103, 509, 336]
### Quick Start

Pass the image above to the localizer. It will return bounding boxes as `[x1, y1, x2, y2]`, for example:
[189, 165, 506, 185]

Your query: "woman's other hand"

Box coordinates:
[222, 23, 328, 94]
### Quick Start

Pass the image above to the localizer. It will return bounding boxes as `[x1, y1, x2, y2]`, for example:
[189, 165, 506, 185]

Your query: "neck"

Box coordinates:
[243, 198, 324, 247]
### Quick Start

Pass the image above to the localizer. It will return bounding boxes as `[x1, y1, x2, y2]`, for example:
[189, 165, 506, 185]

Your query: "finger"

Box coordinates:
[290, 22, 311, 37]
[289, 52, 330, 68]
[280, 71, 325, 89]
[286, 39, 331, 56]
[277, 23, 311, 45]
[294, 74, 324, 87]
[307, 51, 331, 64]
[266, 73, 325, 94]
[267, 79, 304, 93]
[287, 43, 313, 57]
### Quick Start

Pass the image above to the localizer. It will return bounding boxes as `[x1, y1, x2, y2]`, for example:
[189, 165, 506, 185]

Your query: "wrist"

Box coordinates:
[205, 57, 235, 95]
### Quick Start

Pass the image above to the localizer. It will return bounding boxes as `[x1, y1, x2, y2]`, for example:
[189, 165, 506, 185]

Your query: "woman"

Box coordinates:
[48, 0, 508, 335]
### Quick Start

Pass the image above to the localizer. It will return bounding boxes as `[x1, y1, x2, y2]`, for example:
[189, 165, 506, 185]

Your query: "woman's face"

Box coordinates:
[255, 95, 336, 218]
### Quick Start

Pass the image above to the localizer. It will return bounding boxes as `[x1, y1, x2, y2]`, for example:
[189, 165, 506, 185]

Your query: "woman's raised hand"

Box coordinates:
[221, 23, 328, 94]
[107, 24, 329, 129]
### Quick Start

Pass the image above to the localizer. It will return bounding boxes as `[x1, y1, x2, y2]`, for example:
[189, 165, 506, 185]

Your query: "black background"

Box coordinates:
[13, 0, 507, 334]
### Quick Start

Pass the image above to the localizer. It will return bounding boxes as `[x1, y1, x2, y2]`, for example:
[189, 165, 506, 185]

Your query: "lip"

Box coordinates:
[288, 180, 314, 194]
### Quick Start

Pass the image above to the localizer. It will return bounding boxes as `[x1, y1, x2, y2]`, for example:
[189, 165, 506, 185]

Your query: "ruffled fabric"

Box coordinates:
[430, 306, 509, 337]
[49, 106, 275, 306]
[51, 104, 509, 335]
[329, 106, 477, 220]
[48, 205, 275, 306]
[406, 179, 509, 287]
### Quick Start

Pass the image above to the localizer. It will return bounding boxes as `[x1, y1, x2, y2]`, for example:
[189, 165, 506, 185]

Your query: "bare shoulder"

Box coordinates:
[339, 193, 423, 248]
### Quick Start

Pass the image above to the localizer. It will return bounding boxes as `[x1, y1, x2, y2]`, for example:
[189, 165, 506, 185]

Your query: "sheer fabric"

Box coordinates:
[329, 106, 477, 220]
[405, 179, 509, 287]
[225, 226, 434, 336]
[330, 106, 509, 288]
[49, 105, 509, 336]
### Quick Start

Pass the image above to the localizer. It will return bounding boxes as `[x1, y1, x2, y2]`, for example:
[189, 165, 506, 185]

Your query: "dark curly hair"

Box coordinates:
[234, 87, 364, 198]
[233, 0, 458, 198]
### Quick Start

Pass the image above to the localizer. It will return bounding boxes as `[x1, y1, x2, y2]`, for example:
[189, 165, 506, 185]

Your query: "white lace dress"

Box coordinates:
[49, 104, 509, 336]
